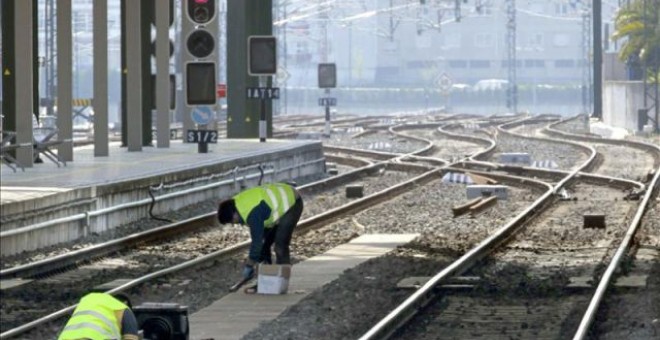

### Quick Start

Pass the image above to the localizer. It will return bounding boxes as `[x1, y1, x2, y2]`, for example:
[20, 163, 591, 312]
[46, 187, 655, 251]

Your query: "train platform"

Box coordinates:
[0, 139, 325, 256]
[189, 234, 419, 340]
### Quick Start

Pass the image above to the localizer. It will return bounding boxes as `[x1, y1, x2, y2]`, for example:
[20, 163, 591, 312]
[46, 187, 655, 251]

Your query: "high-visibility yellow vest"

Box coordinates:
[234, 183, 297, 228]
[58, 293, 128, 340]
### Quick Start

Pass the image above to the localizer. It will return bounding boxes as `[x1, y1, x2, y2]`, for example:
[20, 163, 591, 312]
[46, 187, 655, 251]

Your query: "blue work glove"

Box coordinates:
[242, 264, 255, 280]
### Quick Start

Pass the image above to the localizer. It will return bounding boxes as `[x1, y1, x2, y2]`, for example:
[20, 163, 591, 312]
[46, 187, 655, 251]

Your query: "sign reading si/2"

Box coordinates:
[186, 129, 218, 143]
[191, 106, 214, 125]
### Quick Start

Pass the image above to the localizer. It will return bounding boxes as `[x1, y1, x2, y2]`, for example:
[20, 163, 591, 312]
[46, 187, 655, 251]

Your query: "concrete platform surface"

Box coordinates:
[0, 138, 324, 255]
[190, 234, 419, 340]
[1, 139, 319, 205]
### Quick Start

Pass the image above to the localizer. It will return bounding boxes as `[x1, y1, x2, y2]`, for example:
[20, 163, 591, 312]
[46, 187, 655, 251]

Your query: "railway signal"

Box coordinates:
[318, 63, 337, 136]
[182, 0, 219, 153]
[247, 35, 279, 142]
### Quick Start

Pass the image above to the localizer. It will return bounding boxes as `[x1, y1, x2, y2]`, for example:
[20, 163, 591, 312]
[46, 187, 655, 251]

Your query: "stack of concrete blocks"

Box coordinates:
[326, 162, 339, 176]
[466, 185, 509, 200]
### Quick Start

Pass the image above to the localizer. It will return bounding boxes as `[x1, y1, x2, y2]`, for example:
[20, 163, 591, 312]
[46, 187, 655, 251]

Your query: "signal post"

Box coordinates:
[182, 0, 219, 153]
[247, 36, 279, 142]
[318, 63, 337, 136]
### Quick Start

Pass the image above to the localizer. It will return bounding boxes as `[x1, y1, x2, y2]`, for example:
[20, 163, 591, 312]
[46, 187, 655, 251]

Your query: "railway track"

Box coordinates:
[356, 116, 659, 340]
[391, 179, 640, 339]
[1, 115, 520, 338]
[544, 116, 660, 182]
[397, 125, 486, 162]
[4, 113, 656, 339]
[0, 158, 434, 339]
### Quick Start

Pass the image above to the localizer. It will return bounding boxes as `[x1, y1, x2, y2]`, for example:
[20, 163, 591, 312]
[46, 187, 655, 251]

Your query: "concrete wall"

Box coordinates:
[603, 81, 644, 131]
[604, 52, 627, 81]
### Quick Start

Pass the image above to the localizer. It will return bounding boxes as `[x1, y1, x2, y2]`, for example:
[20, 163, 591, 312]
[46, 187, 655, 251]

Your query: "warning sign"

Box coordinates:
[434, 73, 452, 94]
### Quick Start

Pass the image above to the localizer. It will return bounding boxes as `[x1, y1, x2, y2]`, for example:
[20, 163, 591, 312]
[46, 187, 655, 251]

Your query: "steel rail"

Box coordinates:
[498, 116, 596, 170]
[544, 115, 660, 168]
[573, 160, 660, 340]
[436, 123, 495, 149]
[400, 118, 611, 191]
[323, 145, 401, 161]
[1, 160, 419, 280]
[389, 123, 438, 157]
[287, 115, 396, 128]
[562, 117, 660, 339]
[0, 164, 440, 339]
[324, 153, 374, 167]
[359, 174, 557, 340]
[454, 161, 644, 193]
[436, 123, 497, 162]
[574, 159, 660, 339]
[439, 116, 648, 194]
[358, 117, 598, 340]
[329, 115, 507, 165]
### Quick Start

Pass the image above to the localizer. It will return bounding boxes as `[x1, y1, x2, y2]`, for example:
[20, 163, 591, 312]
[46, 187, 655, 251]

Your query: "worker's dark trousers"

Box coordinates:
[261, 197, 303, 265]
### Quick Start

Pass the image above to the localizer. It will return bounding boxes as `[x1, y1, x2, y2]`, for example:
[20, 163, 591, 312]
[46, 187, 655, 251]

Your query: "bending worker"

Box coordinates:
[217, 182, 304, 280]
[58, 292, 139, 340]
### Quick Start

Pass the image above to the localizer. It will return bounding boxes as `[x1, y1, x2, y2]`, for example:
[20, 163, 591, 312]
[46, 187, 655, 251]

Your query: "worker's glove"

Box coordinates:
[242, 263, 255, 280]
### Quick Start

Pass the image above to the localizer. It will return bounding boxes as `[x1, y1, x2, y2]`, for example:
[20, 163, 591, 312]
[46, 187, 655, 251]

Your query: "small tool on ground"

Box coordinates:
[229, 277, 253, 292]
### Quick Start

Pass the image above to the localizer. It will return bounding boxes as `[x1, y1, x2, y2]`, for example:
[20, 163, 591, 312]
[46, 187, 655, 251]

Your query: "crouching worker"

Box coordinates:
[217, 182, 304, 281]
[58, 292, 139, 340]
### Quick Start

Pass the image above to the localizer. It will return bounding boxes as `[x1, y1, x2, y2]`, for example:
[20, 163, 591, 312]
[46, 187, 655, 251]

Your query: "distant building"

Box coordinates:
[280, 0, 619, 89]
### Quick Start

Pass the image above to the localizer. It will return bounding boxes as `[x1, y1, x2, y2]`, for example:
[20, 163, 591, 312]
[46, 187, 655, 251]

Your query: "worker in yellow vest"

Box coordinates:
[217, 182, 304, 280]
[58, 292, 139, 340]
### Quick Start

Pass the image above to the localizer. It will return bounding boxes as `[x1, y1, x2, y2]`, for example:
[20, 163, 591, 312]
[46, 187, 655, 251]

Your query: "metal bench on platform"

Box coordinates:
[1, 131, 26, 172]
[33, 127, 66, 167]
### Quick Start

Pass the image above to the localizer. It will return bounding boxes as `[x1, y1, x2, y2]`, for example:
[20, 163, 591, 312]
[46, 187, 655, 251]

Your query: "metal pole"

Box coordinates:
[57, 0, 73, 161]
[15, 0, 34, 166]
[126, 0, 142, 151]
[506, 0, 517, 113]
[197, 129, 209, 153]
[592, 0, 603, 119]
[581, 8, 590, 114]
[641, 0, 659, 132]
[141, 0, 153, 147]
[120, 0, 127, 146]
[324, 88, 331, 136]
[93, 0, 109, 156]
[2, 0, 16, 134]
[259, 76, 267, 142]
[348, 23, 352, 87]
[282, 0, 287, 115]
[46, 0, 55, 118]
[156, 0, 171, 148]
[175, 0, 184, 126]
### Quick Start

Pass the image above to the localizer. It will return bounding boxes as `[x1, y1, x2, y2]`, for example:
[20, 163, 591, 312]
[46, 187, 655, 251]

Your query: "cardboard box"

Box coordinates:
[257, 264, 291, 295]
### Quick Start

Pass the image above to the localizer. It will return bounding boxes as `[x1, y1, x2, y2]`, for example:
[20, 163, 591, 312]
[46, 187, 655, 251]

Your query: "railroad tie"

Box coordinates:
[468, 196, 498, 217]
[346, 184, 364, 198]
[452, 197, 483, 217]
[583, 214, 606, 229]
